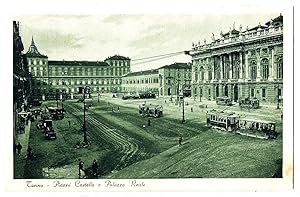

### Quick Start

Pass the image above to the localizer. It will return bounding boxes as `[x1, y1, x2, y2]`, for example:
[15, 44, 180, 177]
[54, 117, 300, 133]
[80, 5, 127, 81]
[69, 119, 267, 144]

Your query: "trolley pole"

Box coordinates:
[56, 92, 59, 108]
[182, 97, 185, 123]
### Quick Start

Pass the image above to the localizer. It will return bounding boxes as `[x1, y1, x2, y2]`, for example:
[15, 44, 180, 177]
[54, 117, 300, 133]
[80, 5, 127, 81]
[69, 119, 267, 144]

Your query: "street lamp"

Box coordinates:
[56, 91, 59, 108]
[179, 92, 185, 123]
[80, 86, 89, 144]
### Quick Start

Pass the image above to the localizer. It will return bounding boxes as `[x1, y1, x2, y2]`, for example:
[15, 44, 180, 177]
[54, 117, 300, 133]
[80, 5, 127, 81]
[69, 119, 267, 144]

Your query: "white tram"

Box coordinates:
[206, 109, 240, 131]
[216, 96, 232, 106]
[238, 118, 277, 139]
[139, 104, 163, 118]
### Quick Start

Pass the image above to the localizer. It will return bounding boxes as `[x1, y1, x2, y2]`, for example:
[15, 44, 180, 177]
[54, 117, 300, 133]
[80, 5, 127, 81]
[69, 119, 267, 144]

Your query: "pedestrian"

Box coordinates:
[68, 120, 71, 127]
[281, 113, 283, 122]
[148, 119, 151, 126]
[165, 100, 166, 103]
[117, 106, 120, 112]
[92, 159, 98, 176]
[191, 107, 193, 112]
[78, 159, 84, 178]
[27, 146, 33, 159]
[178, 136, 183, 146]
[16, 142, 22, 155]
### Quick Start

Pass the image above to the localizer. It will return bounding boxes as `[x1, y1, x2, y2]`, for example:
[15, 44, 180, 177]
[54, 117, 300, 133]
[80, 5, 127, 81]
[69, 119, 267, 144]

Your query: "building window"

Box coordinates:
[277, 58, 283, 79]
[251, 88, 255, 97]
[250, 60, 257, 80]
[261, 58, 269, 79]
[262, 88, 266, 98]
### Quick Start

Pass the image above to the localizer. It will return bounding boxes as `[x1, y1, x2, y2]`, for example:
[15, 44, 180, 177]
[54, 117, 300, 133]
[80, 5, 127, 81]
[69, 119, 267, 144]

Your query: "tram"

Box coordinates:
[216, 96, 232, 106]
[238, 118, 277, 139]
[239, 97, 260, 109]
[139, 104, 163, 118]
[206, 109, 240, 131]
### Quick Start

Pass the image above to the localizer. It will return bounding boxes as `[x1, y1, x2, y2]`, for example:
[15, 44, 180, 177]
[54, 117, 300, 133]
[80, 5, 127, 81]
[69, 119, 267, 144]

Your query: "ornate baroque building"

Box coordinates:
[26, 38, 131, 99]
[121, 62, 192, 96]
[189, 15, 283, 103]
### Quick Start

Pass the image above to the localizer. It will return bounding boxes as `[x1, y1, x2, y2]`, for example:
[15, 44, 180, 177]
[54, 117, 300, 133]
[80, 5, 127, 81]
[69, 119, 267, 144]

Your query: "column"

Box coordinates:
[211, 57, 215, 80]
[245, 52, 249, 80]
[220, 55, 223, 80]
[229, 53, 232, 79]
[257, 56, 261, 81]
[269, 47, 274, 79]
[239, 52, 243, 79]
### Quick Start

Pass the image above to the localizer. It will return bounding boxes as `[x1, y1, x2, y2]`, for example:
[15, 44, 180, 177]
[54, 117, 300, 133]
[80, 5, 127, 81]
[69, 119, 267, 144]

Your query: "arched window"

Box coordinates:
[261, 58, 269, 79]
[250, 60, 257, 80]
[277, 58, 283, 79]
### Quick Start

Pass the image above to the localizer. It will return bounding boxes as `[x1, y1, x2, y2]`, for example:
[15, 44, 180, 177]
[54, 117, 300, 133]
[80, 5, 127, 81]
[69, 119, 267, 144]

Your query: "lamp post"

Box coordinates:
[82, 86, 88, 144]
[56, 91, 59, 108]
[179, 92, 185, 123]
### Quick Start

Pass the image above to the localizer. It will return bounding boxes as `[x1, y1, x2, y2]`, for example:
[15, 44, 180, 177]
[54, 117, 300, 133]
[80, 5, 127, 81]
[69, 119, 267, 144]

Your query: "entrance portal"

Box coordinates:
[233, 85, 239, 102]
[215, 85, 219, 97]
[224, 85, 228, 97]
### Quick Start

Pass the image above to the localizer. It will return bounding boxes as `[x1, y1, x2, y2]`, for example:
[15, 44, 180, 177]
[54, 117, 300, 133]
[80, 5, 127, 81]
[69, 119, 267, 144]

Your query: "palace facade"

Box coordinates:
[189, 15, 283, 103]
[121, 63, 192, 96]
[26, 38, 131, 99]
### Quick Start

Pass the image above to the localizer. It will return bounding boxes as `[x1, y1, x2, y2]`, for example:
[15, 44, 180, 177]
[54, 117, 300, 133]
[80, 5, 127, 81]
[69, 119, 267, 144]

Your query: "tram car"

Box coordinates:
[139, 104, 163, 118]
[206, 109, 240, 131]
[206, 109, 278, 139]
[47, 107, 65, 120]
[216, 96, 232, 106]
[239, 97, 260, 109]
[238, 118, 277, 139]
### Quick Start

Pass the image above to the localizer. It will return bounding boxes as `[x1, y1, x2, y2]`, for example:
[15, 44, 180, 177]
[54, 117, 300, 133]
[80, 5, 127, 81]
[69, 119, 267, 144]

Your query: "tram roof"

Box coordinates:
[240, 118, 275, 124]
[207, 110, 239, 117]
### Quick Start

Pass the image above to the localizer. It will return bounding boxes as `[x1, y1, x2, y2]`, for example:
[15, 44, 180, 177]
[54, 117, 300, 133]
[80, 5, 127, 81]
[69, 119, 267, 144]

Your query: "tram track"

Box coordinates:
[65, 102, 147, 170]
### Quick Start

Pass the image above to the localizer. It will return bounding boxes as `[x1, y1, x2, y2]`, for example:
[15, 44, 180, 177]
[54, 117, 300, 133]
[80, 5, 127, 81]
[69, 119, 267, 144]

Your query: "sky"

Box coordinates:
[18, 13, 280, 72]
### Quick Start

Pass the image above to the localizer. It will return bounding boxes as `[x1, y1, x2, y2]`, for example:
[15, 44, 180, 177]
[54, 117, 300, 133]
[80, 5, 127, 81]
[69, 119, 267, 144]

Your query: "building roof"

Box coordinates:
[48, 60, 110, 67]
[159, 62, 191, 70]
[123, 69, 158, 77]
[105, 55, 131, 61]
[265, 14, 283, 26]
[246, 24, 268, 32]
[222, 29, 240, 37]
[26, 37, 48, 58]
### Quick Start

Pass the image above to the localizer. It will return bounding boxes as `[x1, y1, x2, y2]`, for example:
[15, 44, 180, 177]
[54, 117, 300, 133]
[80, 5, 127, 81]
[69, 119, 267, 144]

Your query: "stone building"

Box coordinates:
[122, 69, 160, 94]
[26, 38, 131, 99]
[121, 62, 192, 97]
[13, 21, 31, 138]
[189, 14, 283, 103]
[158, 63, 192, 97]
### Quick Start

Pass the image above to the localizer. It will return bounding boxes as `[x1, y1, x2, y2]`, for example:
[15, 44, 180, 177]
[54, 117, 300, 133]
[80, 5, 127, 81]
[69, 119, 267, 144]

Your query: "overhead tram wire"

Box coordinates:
[131, 50, 191, 66]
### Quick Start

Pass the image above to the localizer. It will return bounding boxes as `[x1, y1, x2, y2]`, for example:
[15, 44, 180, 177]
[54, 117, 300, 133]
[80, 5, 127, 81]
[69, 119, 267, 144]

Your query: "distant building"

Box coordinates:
[189, 14, 283, 103]
[121, 62, 192, 97]
[26, 38, 131, 99]
[158, 63, 192, 97]
[122, 69, 160, 95]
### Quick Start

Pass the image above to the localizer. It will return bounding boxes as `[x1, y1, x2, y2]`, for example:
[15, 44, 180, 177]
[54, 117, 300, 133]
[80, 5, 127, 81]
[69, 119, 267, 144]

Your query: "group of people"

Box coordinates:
[14, 142, 34, 159]
[78, 159, 99, 178]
